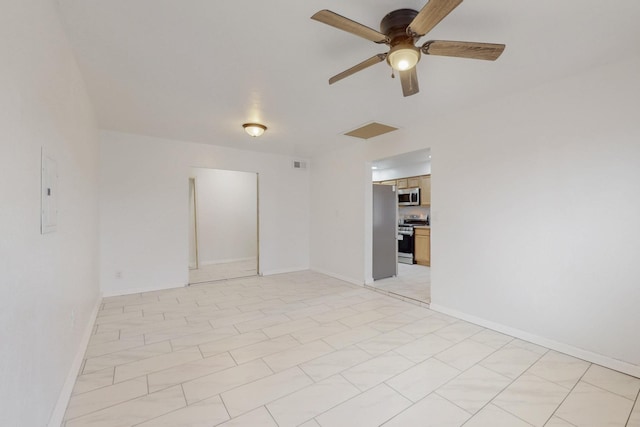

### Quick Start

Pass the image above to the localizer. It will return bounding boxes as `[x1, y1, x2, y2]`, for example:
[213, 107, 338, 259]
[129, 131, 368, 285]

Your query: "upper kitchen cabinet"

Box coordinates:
[380, 180, 396, 186]
[396, 178, 408, 189]
[408, 177, 420, 188]
[420, 175, 431, 206]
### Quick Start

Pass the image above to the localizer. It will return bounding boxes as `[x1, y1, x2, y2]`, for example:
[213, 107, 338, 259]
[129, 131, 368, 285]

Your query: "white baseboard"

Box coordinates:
[199, 256, 257, 266]
[310, 267, 364, 287]
[429, 303, 640, 379]
[102, 282, 186, 298]
[47, 295, 102, 427]
[261, 266, 309, 276]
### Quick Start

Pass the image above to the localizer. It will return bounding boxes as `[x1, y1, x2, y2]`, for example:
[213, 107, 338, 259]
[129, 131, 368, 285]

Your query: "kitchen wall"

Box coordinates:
[190, 167, 257, 265]
[100, 131, 310, 296]
[399, 206, 431, 221]
[311, 55, 640, 376]
[0, 1, 100, 425]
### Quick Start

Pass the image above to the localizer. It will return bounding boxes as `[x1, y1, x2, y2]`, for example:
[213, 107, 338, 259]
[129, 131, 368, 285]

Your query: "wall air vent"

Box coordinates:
[293, 160, 307, 170]
[344, 122, 398, 140]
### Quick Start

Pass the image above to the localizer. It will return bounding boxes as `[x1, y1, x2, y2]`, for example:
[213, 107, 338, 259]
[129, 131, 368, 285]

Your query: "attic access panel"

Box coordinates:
[344, 122, 398, 140]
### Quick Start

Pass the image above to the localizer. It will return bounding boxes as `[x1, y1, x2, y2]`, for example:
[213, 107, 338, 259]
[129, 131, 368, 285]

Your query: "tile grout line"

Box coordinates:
[63, 381, 154, 423]
[456, 344, 550, 426]
[184, 359, 277, 408]
[410, 332, 517, 406]
[262, 405, 282, 426]
[296, 373, 396, 426]
[579, 376, 640, 402]
[625, 387, 640, 427]
[552, 414, 579, 426]
[540, 362, 592, 426]
[127, 385, 190, 427]
[460, 402, 536, 427]
[432, 389, 481, 417]
[384, 336, 520, 420]
[217, 392, 232, 424]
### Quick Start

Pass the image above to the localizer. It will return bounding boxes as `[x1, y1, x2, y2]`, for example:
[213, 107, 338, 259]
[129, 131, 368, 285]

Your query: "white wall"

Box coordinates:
[311, 56, 640, 375]
[310, 143, 371, 284]
[100, 131, 310, 296]
[428, 56, 640, 374]
[190, 168, 257, 265]
[0, 1, 100, 425]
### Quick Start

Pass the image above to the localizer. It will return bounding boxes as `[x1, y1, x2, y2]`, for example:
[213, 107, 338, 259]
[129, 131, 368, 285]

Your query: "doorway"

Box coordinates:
[188, 168, 259, 284]
[368, 148, 432, 304]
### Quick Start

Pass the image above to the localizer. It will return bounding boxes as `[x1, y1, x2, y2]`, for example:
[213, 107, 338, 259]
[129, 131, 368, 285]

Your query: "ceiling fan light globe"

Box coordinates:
[388, 45, 420, 71]
[397, 60, 411, 71]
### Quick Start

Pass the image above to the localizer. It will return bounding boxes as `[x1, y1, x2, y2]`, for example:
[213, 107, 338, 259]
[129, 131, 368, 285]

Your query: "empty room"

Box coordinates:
[2, 1, 640, 426]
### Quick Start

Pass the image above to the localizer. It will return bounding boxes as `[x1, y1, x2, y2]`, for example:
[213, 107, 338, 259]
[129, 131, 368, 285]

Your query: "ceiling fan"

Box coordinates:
[311, 0, 505, 97]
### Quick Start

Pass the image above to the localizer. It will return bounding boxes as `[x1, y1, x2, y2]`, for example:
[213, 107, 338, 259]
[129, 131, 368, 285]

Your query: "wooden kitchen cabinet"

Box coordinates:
[380, 180, 396, 186]
[420, 175, 431, 206]
[396, 178, 408, 189]
[414, 227, 430, 266]
[408, 177, 420, 188]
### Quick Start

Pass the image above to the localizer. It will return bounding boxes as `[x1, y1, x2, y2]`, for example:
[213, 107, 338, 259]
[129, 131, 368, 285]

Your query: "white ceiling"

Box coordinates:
[55, 0, 640, 158]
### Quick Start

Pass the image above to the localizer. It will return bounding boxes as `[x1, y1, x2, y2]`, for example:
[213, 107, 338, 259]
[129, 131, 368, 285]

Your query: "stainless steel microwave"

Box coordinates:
[398, 188, 420, 206]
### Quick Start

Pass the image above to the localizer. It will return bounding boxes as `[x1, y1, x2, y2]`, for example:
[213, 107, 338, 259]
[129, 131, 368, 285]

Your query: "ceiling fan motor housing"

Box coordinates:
[380, 9, 419, 45]
[381, 9, 421, 70]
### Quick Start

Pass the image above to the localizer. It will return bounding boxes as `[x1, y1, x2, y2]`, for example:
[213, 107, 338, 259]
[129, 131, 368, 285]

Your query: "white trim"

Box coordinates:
[365, 285, 431, 308]
[430, 303, 640, 379]
[47, 295, 102, 427]
[309, 267, 364, 287]
[261, 266, 309, 276]
[199, 256, 257, 266]
[102, 282, 186, 298]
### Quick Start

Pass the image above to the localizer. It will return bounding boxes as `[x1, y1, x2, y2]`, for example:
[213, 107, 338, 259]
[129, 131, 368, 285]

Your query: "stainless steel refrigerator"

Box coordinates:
[372, 184, 397, 280]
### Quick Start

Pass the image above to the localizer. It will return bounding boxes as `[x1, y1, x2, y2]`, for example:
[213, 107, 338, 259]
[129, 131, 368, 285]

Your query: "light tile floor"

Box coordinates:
[64, 271, 640, 426]
[367, 263, 431, 304]
[189, 259, 257, 284]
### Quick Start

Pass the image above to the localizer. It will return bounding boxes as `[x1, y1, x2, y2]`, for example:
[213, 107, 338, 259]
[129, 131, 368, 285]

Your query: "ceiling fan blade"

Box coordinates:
[423, 40, 505, 60]
[329, 54, 387, 85]
[399, 67, 420, 97]
[408, 0, 463, 38]
[312, 10, 389, 44]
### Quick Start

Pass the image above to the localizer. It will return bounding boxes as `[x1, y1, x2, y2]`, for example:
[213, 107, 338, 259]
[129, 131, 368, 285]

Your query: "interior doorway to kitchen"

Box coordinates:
[188, 167, 258, 284]
[368, 148, 431, 304]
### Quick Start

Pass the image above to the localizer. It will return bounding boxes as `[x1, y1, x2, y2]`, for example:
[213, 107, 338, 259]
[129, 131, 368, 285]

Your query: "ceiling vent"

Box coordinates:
[344, 122, 398, 140]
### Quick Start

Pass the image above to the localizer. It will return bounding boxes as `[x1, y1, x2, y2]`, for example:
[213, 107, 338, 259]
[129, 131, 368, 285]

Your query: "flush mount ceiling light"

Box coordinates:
[243, 123, 267, 137]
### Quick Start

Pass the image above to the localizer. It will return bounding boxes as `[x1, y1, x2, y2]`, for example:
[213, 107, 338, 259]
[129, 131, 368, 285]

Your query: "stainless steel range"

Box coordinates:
[397, 218, 429, 265]
[397, 224, 415, 264]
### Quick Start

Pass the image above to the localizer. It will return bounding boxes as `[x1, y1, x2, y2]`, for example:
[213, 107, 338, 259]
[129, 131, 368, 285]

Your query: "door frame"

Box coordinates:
[188, 177, 200, 270]
[187, 168, 260, 283]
